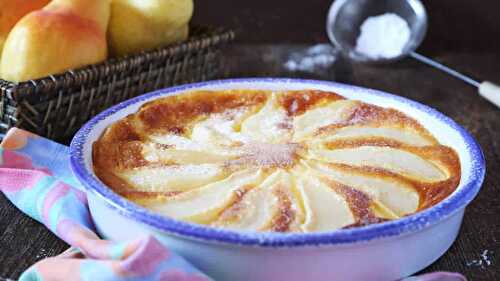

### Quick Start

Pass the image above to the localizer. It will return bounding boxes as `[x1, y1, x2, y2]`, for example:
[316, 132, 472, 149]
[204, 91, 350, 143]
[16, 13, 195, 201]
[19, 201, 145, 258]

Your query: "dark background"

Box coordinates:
[193, 0, 500, 53]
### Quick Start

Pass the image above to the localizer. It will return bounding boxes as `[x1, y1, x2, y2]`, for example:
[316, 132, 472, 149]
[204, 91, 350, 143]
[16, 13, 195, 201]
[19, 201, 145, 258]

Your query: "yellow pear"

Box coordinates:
[0, 0, 51, 63]
[108, 0, 193, 57]
[0, 0, 111, 82]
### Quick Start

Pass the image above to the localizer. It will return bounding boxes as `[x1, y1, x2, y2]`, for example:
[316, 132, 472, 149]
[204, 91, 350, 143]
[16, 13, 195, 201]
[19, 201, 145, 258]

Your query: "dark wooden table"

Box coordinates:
[1, 44, 499, 280]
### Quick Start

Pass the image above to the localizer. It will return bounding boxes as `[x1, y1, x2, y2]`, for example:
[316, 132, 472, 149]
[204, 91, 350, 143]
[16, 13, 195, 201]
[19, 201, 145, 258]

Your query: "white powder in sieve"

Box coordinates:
[355, 13, 411, 59]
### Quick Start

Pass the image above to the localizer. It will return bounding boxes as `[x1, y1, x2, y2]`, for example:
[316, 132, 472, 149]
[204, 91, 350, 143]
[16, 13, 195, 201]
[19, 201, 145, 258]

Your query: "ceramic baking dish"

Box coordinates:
[70, 78, 485, 281]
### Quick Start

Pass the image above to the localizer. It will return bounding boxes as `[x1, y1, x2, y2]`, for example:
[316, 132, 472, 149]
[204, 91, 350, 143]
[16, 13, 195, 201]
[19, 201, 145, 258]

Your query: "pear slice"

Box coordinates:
[315, 126, 435, 147]
[267, 172, 305, 232]
[119, 163, 229, 193]
[371, 199, 399, 220]
[309, 146, 446, 182]
[141, 142, 238, 164]
[292, 100, 358, 141]
[148, 133, 206, 150]
[240, 93, 292, 143]
[190, 108, 255, 148]
[212, 171, 303, 232]
[146, 132, 240, 158]
[293, 174, 355, 232]
[306, 161, 420, 216]
[146, 169, 266, 224]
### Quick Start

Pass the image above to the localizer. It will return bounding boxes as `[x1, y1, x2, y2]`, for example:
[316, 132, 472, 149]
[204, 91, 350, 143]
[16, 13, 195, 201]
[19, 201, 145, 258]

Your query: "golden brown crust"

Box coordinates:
[322, 178, 380, 226]
[279, 90, 345, 116]
[137, 90, 268, 134]
[212, 185, 256, 225]
[269, 186, 295, 232]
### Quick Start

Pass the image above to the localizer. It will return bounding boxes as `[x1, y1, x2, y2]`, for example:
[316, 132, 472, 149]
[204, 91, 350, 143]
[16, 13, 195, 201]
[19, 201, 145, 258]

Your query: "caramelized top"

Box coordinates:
[93, 89, 461, 233]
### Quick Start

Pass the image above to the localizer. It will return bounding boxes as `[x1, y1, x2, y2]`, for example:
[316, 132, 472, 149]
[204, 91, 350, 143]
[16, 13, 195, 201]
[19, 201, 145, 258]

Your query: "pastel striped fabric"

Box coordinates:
[0, 128, 211, 281]
[0, 128, 466, 281]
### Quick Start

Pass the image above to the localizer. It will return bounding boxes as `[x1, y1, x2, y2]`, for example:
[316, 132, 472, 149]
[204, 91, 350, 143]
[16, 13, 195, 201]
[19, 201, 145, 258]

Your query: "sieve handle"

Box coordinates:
[410, 52, 480, 87]
[479, 81, 500, 109]
[411, 52, 500, 109]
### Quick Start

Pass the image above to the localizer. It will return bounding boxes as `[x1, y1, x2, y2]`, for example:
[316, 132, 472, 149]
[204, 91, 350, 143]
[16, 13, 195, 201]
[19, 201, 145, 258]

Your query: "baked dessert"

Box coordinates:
[93, 89, 461, 233]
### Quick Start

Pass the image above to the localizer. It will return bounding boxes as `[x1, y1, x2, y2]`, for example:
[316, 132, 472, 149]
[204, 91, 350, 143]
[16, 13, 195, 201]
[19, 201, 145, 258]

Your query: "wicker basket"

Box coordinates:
[0, 26, 234, 142]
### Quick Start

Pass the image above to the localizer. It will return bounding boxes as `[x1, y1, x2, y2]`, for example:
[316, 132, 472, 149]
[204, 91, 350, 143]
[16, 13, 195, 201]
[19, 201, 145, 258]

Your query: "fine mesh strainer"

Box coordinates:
[327, 0, 500, 108]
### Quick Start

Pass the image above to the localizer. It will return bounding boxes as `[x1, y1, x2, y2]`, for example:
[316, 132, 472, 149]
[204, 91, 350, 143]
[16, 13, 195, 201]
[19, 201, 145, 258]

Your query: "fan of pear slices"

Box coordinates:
[93, 89, 460, 233]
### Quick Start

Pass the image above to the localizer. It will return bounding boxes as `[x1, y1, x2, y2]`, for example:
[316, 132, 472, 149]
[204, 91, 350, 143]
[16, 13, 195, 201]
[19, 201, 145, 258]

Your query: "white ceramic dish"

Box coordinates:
[70, 78, 485, 281]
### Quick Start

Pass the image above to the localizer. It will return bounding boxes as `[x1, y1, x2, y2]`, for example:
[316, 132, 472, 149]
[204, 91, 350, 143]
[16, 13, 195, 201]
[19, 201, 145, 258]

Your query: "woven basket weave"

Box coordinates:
[0, 26, 234, 142]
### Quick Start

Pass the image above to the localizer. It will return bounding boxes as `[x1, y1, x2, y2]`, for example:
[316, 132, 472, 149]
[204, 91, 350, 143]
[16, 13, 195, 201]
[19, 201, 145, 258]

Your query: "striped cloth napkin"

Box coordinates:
[0, 128, 466, 281]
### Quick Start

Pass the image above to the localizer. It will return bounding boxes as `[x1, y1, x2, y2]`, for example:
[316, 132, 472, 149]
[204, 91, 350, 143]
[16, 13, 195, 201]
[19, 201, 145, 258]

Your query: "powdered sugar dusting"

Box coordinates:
[266, 110, 292, 136]
[289, 100, 299, 115]
[212, 108, 251, 143]
[227, 142, 302, 168]
[172, 164, 219, 175]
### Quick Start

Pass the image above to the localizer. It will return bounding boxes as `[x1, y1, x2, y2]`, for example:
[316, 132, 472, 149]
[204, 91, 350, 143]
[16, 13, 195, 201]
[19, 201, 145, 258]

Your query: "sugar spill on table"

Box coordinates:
[466, 249, 494, 269]
[283, 44, 339, 73]
[34, 248, 50, 260]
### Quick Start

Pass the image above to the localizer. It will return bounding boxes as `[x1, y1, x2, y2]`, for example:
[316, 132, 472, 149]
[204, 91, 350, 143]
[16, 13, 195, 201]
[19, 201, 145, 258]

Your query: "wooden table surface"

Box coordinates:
[0, 44, 499, 280]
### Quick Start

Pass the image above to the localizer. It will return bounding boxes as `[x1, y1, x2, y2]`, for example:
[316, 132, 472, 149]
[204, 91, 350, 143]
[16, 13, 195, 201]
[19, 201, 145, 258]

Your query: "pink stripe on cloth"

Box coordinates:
[159, 270, 213, 281]
[0, 150, 52, 175]
[30, 256, 89, 281]
[73, 187, 88, 205]
[117, 237, 171, 276]
[42, 182, 71, 225]
[0, 168, 48, 193]
[57, 219, 128, 261]
[57, 219, 100, 246]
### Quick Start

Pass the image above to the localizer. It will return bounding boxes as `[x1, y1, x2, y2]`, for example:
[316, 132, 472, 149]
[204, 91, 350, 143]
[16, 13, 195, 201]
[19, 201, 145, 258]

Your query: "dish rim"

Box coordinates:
[70, 78, 486, 247]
